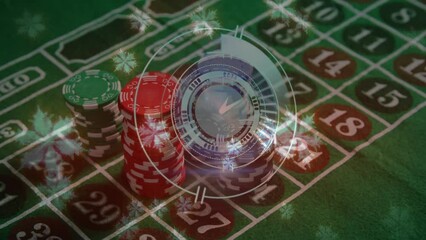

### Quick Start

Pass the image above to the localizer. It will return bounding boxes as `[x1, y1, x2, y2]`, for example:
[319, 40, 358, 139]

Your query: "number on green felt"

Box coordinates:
[16, 223, 62, 240]
[319, 108, 365, 137]
[73, 191, 121, 225]
[355, 78, 413, 113]
[0, 126, 15, 138]
[362, 82, 407, 108]
[349, 28, 387, 53]
[177, 202, 231, 234]
[380, 2, 425, 31]
[343, 24, 394, 55]
[276, 137, 323, 170]
[299, 0, 344, 24]
[250, 184, 278, 204]
[400, 58, 426, 84]
[258, 19, 308, 48]
[284, 72, 318, 105]
[309, 49, 351, 77]
[391, 8, 417, 24]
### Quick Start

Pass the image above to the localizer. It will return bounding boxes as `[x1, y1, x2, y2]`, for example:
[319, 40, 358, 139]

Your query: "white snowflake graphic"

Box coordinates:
[127, 199, 145, 218]
[294, 13, 311, 33]
[138, 118, 170, 149]
[17, 108, 80, 171]
[304, 134, 322, 149]
[39, 177, 74, 210]
[150, 199, 168, 218]
[222, 158, 236, 172]
[382, 205, 417, 240]
[316, 225, 338, 240]
[175, 196, 193, 213]
[279, 204, 294, 220]
[15, 12, 46, 38]
[265, 0, 293, 20]
[113, 50, 137, 74]
[265, 0, 311, 33]
[227, 139, 242, 155]
[190, 6, 221, 37]
[129, 10, 152, 32]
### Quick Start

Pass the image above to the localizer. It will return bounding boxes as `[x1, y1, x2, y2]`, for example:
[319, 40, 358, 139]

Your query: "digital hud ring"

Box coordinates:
[134, 27, 297, 201]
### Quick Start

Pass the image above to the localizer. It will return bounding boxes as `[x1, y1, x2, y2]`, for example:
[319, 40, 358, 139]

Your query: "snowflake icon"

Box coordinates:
[17, 108, 80, 172]
[227, 139, 242, 155]
[150, 199, 168, 218]
[293, 13, 311, 33]
[15, 11, 46, 38]
[39, 177, 74, 210]
[113, 50, 137, 74]
[129, 10, 152, 32]
[190, 6, 221, 37]
[265, 0, 293, 20]
[175, 196, 193, 213]
[316, 225, 338, 240]
[279, 203, 294, 220]
[127, 199, 145, 218]
[222, 158, 236, 172]
[138, 118, 171, 149]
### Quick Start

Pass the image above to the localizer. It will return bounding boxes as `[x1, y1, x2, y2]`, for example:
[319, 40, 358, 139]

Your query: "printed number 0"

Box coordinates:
[73, 191, 121, 225]
[177, 202, 231, 234]
[16, 223, 62, 240]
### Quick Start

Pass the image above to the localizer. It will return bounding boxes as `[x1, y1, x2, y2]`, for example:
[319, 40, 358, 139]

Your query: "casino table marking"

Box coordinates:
[0, 0, 425, 239]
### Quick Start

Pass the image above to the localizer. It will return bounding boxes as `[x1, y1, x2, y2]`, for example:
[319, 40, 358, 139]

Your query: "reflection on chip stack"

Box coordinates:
[62, 70, 123, 159]
[216, 146, 275, 196]
[119, 72, 186, 199]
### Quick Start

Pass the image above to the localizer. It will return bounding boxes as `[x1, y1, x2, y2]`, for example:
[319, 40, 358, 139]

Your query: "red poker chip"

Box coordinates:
[124, 157, 185, 179]
[124, 152, 185, 171]
[122, 143, 183, 163]
[123, 150, 184, 171]
[124, 165, 185, 186]
[121, 111, 173, 125]
[122, 134, 183, 159]
[126, 170, 186, 198]
[119, 72, 177, 118]
[122, 119, 177, 143]
[122, 126, 178, 147]
[125, 166, 186, 185]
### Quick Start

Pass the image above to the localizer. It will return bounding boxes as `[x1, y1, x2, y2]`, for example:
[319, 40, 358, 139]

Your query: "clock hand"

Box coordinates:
[219, 98, 245, 115]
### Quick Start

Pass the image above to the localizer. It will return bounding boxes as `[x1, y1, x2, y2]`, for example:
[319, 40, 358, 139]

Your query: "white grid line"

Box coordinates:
[1, 1, 424, 239]
[229, 100, 426, 240]
[275, 167, 305, 189]
[0, 0, 141, 72]
[40, 49, 73, 76]
[2, 162, 90, 239]
[192, 173, 258, 222]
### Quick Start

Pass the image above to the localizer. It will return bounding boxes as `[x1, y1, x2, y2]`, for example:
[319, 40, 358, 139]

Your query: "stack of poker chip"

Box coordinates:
[62, 70, 123, 159]
[119, 72, 185, 199]
[215, 148, 275, 195]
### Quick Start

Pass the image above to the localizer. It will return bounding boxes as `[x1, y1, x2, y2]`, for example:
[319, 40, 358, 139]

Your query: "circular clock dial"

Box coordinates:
[172, 55, 279, 169]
